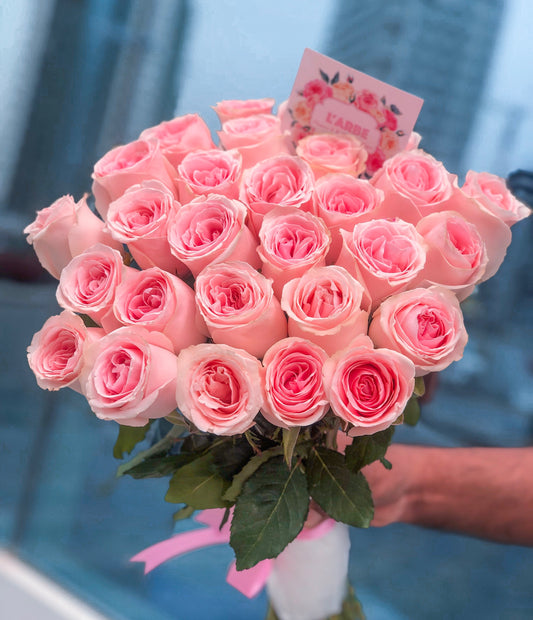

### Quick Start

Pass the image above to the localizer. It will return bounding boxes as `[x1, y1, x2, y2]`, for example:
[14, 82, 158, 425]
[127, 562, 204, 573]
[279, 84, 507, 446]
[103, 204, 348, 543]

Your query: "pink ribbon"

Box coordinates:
[131, 508, 335, 598]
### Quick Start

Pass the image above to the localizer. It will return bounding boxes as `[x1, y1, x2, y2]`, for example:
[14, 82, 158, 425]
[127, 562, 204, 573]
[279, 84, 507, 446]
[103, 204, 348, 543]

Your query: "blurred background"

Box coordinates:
[1, 0, 532, 618]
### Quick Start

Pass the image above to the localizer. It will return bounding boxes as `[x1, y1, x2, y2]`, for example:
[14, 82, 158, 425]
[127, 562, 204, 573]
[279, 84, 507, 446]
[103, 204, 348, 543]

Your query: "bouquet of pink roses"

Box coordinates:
[25, 88, 529, 618]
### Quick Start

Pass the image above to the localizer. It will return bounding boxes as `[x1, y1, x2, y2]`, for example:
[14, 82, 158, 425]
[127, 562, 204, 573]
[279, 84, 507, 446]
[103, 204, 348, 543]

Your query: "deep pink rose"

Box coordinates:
[24, 195, 122, 279]
[27, 310, 103, 392]
[257, 209, 331, 298]
[366, 148, 387, 176]
[212, 98, 275, 124]
[139, 114, 215, 167]
[323, 335, 415, 436]
[177, 149, 242, 203]
[296, 133, 368, 179]
[92, 139, 177, 218]
[302, 79, 333, 105]
[383, 109, 398, 131]
[81, 327, 178, 427]
[167, 194, 260, 277]
[175, 343, 263, 435]
[261, 337, 329, 428]
[195, 261, 287, 359]
[336, 218, 427, 309]
[105, 181, 187, 277]
[281, 266, 369, 356]
[369, 286, 468, 376]
[113, 267, 207, 354]
[354, 90, 380, 113]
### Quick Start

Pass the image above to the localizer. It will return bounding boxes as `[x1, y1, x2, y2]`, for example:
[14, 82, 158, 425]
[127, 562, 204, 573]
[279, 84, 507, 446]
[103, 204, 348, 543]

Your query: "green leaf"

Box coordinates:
[331, 71, 340, 85]
[80, 313, 100, 328]
[173, 505, 195, 522]
[379, 457, 392, 470]
[307, 447, 373, 528]
[113, 422, 152, 459]
[331, 583, 366, 620]
[344, 427, 394, 472]
[165, 453, 230, 509]
[320, 69, 330, 83]
[403, 396, 421, 426]
[282, 427, 300, 467]
[414, 376, 426, 397]
[230, 456, 309, 570]
[211, 436, 255, 480]
[125, 454, 194, 479]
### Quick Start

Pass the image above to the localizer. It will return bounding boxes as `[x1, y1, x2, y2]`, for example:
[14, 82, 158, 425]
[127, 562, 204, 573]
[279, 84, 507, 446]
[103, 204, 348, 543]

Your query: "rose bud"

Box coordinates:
[212, 98, 275, 124]
[296, 133, 368, 179]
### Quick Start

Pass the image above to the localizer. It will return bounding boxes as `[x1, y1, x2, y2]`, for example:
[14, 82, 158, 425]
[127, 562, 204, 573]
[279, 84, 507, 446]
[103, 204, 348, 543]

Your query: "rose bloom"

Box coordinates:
[332, 81, 355, 104]
[261, 337, 329, 428]
[416, 211, 488, 300]
[212, 98, 275, 124]
[405, 131, 422, 151]
[257, 209, 331, 298]
[369, 286, 468, 376]
[281, 266, 369, 356]
[177, 149, 242, 203]
[113, 267, 207, 354]
[365, 148, 387, 176]
[139, 114, 215, 167]
[379, 128, 400, 155]
[292, 100, 312, 125]
[167, 194, 260, 277]
[336, 218, 427, 309]
[313, 174, 384, 261]
[92, 139, 177, 218]
[27, 310, 103, 392]
[176, 343, 262, 435]
[81, 327, 179, 427]
[354, 90, 380, 113]
[24, 194, 122, 280]
[303, 79, 333, 105]
[383, 109, 398, 132]
[240, 155, 315, 235]
[195, 261, 287, 359]
[105, 181, 187, 277]
[462, 170, 530, 227]
[323, 335, 415, 436]
[296, 133, 368, 179]
[56, 244, 132, 331]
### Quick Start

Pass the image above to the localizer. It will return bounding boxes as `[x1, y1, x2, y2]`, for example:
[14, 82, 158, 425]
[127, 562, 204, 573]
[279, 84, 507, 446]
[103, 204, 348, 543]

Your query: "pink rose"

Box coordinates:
[383, 109, 398, 132]
[462, 171, 530, 227]
[302, 79, 333, 105]
[56, 244, 132, 331]
[323, 335, 415, 436]
[257, 209, 331, 298]
[81, 327, 178, 426]
[177, 149, 242, 203]
[91, 139, 177, 218]
[313, 174, 384, 261]
[213, 98, 275, 124]
[336, 219, 427, 310]
[365, 148, 387, 176]
[195, 261, 287, 359]
[175, 343, 263, 435]
[405, 132, 422, 151]
[167, 194, 260, 277]
[24, 195, 122, 279]
[281, 266, 369, 356]
[27, 310, 103, 392]
[296, 133, 368, 179]
[139, 114, 215, 167]
[113, 267, 207, 354]
[354, 90, 380, 113]
[105, 181, 187, 277]
[240, 155, 315, 235]
[369, 286, 468, 376]
[261, 337, 329, 428]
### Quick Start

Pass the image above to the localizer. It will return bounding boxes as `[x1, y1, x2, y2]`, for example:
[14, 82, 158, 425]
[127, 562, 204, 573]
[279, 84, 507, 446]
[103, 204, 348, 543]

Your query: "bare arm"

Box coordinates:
[364, 445, 533, 546]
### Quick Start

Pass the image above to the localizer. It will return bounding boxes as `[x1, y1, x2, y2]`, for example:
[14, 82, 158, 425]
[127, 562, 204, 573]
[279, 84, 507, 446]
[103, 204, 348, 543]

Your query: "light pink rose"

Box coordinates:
[240, 155, 315, 235]
[261, 337, 329, 428]
[257, 209, 331, 298]
[462, 171, 530, 227]
[336, 219, 427, 310]
[405, 131, 422, 151]
[354, 90, 380, 114]
[175, 343, 263, 435]
[195, 261, 287, 359]
[139, 114, 215, 167]
[323, 335, 415, 436]
[91, 139, 177, 218]
[27, 310, 103, 392]
[313, 174, 384, 261]
[56, 244, 132, 331]
[105, 181, 188, 277]
[281, 266, 369, 356]
[167, 194, 260, 277]
[369, 286, 468, 376]
[296, 133, 368, 179]
[213, 98, 275, 124]
[177, 149, 242, 203]
[24, 195, 122, 279]
[81, 327, 178, 426]
[416, 211, 488, 300]
[113, 267, 207, 354]
[217, 114, 289, 169]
